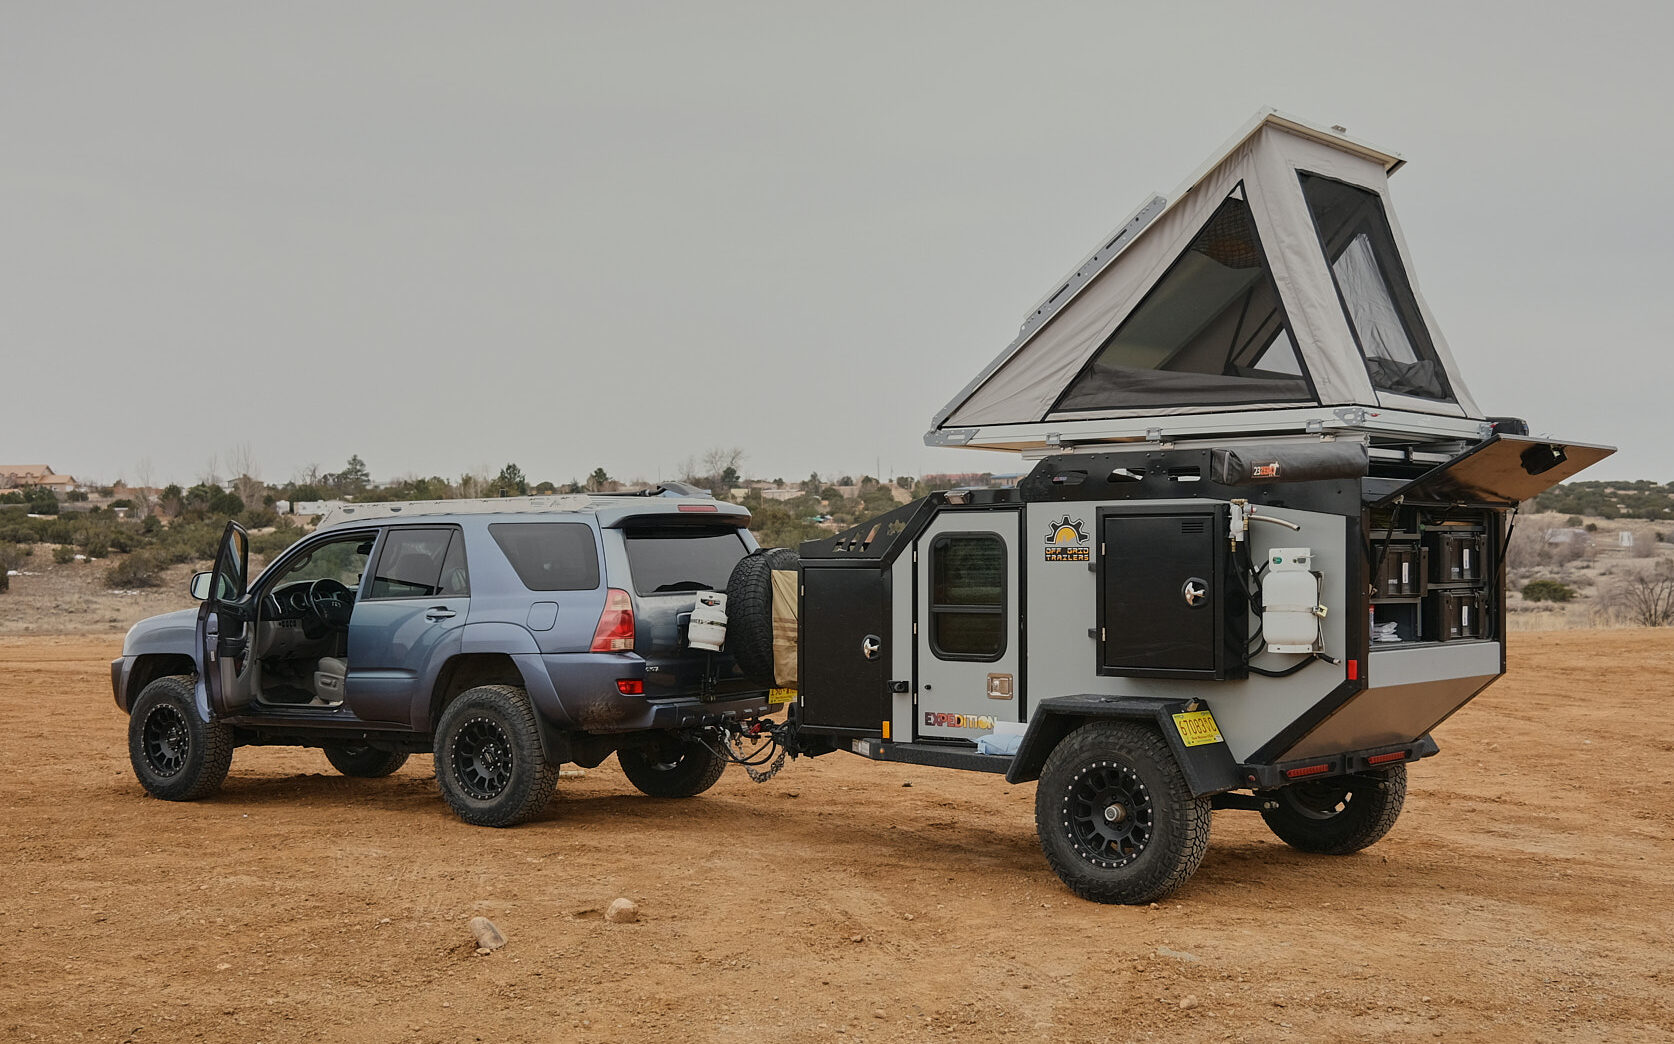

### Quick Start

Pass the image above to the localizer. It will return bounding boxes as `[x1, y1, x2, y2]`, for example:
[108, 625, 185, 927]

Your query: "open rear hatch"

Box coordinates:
[1371, 434, 1615, 507]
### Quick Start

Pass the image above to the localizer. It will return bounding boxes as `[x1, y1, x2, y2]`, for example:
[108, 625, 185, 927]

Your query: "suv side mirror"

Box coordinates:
[189, 571, 213, 600]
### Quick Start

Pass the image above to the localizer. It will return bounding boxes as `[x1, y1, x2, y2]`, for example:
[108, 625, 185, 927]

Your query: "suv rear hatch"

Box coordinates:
[617, 523, 760, 700]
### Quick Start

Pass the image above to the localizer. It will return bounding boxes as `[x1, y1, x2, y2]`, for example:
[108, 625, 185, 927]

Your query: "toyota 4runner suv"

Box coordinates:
[111, 489, 781, 826]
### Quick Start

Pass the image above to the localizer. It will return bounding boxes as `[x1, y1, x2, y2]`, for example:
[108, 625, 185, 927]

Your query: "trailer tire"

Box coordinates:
[1258, 765, 1406, 854]
[435, 685, 558, 827]
[618, 739, 727, 798]
[1035, 720, 1211, 905]
[724, 547, 798, 687]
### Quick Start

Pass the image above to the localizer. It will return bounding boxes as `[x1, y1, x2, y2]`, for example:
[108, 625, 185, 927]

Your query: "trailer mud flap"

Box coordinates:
[1005, 694, 1240, 796]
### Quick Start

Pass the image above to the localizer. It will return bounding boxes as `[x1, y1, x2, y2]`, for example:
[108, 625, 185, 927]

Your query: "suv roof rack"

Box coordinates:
[315, 495, 595, 529]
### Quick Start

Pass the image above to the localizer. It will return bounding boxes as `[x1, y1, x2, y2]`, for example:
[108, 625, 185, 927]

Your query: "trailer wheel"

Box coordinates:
[1259, 765, 1407, 854]
[618, 739, 727, 798]
[1035, 721, 1212, 905]
[724, 547, 798, 686]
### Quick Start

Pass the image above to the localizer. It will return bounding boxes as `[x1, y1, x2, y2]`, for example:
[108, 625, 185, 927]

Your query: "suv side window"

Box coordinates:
[367, 527, 460, 600]
[489, 522, 600, 591]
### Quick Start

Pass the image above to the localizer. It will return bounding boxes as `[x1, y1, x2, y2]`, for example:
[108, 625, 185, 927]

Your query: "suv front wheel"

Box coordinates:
[128, 674, 235, 801]
[435, 685, 557, 827]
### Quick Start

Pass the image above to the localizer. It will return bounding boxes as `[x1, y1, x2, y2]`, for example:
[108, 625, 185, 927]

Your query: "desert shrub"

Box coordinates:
[2, 525, 34, 544]
[80, 535, 109, 559]
[107, 529, 136, 553]
[0, 546, 18, 592]
[1521, 579, 1577, 603]
[240, 507, 280, 530]
[105, 550, 164, 589]
[250, 528, 302, 557]
[52, 545, 77, 564]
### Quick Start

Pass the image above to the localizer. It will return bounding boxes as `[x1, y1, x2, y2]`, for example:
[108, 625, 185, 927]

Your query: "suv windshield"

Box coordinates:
[623, 527, 748, 595]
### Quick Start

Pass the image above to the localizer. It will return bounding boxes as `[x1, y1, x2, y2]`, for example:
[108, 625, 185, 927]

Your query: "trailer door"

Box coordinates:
[915, 510, 1021, 741]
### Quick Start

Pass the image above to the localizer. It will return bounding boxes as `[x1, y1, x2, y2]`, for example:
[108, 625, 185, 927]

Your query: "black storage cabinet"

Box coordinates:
[1096, 504, 1247, 680]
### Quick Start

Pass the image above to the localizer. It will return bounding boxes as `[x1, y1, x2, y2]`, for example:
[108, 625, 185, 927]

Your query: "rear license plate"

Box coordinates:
[1172, 709, 1223, 747]
[769, 687, 796, 705]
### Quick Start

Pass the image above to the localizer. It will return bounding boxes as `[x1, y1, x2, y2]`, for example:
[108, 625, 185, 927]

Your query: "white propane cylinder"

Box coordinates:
[687, 591, 728, 652]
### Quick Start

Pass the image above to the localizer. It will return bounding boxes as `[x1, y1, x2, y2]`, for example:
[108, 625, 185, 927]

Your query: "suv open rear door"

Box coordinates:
[1372, 434, 1615, 508]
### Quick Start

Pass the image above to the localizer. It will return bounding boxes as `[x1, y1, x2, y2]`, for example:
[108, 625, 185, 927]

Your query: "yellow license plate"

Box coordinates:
[768, 687, 797, 705]
[1172, 710, 1223, 747]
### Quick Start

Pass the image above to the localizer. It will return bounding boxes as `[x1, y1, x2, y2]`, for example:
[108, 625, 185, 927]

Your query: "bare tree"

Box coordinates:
[1611, 561, 1674, 627]
[228, 443, 265, 512]
[133, 458, 155, 519]
[198, 453, 221, 488]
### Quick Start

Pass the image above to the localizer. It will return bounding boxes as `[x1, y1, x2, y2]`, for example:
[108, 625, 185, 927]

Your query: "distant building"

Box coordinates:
[759, 489, 801, 502]
[0, 465, 78, 492]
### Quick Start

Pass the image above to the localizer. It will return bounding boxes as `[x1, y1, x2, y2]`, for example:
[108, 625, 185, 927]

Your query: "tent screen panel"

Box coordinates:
[1053, 188, 1312, 413]
[929, 533, 1006, 661]
[1299, 173, 1452, 401]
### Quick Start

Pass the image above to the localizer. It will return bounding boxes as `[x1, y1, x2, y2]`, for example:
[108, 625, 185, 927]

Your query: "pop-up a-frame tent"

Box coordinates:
[928, 111, 1490, 455]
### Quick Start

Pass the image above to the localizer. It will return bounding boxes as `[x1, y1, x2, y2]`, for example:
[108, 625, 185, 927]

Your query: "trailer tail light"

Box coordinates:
[1347, 658, 1359, 681]
[616, 679, 644, 695]
[590, 589, 636, 652]
[1367, 750, 1407, 766]
[1285, 763, 1332, 779]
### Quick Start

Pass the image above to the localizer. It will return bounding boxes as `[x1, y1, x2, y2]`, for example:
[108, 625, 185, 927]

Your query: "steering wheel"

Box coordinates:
[307, 578, 354, 629]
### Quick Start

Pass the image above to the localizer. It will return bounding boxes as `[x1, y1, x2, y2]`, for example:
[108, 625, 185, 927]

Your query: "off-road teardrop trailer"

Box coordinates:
[731, 111, 1614, 904]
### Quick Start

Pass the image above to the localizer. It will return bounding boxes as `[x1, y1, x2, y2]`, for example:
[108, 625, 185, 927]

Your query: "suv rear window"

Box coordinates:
[489, 522, 600, 591]
[623, 527, 748, 595]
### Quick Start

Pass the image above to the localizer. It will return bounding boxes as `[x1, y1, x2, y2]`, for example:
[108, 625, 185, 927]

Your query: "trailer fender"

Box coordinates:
[1005, 695, 1241, 797]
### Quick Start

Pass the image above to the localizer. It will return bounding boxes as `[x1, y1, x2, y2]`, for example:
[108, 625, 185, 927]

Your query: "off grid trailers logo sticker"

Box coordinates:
[1044, 515, 1090, 562]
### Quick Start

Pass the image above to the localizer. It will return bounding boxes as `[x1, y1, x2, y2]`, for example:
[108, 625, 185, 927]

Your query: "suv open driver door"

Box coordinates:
[195, 521, 257, 716]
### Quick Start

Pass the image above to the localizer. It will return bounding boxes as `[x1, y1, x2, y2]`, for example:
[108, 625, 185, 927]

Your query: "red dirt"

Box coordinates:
[3, 629, 1672, 1043]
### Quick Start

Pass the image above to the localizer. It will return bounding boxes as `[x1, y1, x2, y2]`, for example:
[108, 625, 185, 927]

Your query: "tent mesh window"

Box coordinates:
[1299, 173, 1453, 402]
[1053, 185, 1313, 414]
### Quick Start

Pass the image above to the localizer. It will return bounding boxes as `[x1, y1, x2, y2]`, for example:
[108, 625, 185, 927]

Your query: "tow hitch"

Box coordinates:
[699, 717, 796, 783]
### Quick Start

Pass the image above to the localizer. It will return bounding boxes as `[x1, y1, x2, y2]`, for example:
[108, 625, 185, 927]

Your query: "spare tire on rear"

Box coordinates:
[725, 546, 799, 686]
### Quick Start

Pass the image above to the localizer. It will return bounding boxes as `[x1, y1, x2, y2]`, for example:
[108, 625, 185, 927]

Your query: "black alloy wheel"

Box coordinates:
[452, 716, 515, 800]
[1064, 759, 1155, 870]
[141, 701, 192, 778]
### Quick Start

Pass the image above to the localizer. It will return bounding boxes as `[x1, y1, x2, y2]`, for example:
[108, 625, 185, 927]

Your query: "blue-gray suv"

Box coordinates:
[110, 488, 782, 826]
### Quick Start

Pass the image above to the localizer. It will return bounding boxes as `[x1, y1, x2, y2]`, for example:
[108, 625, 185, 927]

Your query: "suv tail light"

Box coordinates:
[590, 589, 636, 652]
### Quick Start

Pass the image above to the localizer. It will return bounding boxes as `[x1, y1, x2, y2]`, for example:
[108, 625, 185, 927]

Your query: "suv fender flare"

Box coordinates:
[1005, 695, 1240, 798]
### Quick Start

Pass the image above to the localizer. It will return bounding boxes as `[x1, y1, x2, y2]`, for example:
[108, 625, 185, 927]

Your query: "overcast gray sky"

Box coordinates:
[3, 2, 1669, 487]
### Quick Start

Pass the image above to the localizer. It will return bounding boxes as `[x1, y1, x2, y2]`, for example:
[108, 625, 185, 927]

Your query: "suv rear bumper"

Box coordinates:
[518, 652, 772, 733]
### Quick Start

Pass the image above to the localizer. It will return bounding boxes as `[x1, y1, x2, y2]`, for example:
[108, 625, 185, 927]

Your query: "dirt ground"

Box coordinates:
[3, 630, 1673, 1043]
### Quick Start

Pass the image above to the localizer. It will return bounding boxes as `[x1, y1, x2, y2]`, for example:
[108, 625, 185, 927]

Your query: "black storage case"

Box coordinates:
[1425, 589, 1487, 642]
[1426, 527, 1487, 586]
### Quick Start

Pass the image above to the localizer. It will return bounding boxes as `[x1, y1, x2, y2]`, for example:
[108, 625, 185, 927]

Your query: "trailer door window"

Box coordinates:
[929, 533, 1007, 661]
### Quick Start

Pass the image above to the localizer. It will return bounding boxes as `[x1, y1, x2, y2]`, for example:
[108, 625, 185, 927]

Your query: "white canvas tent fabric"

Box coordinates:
[930, 112, 1483, 450]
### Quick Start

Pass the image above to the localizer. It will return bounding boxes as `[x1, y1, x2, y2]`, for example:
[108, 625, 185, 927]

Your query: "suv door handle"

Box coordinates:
[424, 607, 457, 621]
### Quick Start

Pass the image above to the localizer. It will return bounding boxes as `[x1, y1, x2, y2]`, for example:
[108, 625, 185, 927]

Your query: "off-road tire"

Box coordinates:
[322, 744, 410, 778]
[434, 685, 557, 827]
[1035, 720, 1212, 905]
[725, 547, 799, 686]
[618, 738, 727, 798]
[128, 674, 234, 801]
[1259, 765, 1407, 855]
